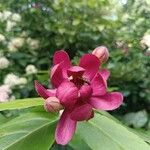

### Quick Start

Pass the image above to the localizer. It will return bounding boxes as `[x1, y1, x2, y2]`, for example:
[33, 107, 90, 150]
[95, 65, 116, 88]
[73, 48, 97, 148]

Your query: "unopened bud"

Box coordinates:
[92, 46, 109, 63]
[44, 97, 63, 112]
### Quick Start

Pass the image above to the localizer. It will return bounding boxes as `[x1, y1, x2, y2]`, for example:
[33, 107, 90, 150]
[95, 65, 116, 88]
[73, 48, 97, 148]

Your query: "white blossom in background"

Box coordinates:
[4, 73, 28, 88]
[0, 92, 9, 102]
[0, 34, 5, 42]
[2, 11, 12, 20]
[27, 38, 39, 49]
[0, 11, 21, 31]
[11, 13, 21, 22]
[25, 64, 38, 75]
[141, 34, 150, 48]
[8, 37, 24, 52]
[8, 42, 17, 52]
[17, 77, 27, 86]
[11, 37, 24, 47]
[0, 85, 11, 93]
[4, 73, 20, 88]
[0, 57, 9, 69]
[0, 10, 21, 22]
[20, 31, 28, 38]
[6, 21, 17, 32]
[124, 110, 148, 128]
[0, 85, 12, 102]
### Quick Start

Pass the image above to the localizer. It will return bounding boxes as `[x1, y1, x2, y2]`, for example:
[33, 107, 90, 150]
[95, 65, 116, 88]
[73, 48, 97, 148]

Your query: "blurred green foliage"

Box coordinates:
[0, 0, 150, 129]
[0, 0, 119, 97]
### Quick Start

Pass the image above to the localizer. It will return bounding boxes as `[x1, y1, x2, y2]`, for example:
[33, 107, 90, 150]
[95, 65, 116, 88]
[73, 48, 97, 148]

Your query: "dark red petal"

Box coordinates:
[79, 54, 100, 81]
[99, 69, 110, 81]
[91, 73, 107, 96]
[53, 50, 71, 70]
[79, 84, 93, 101]
[70, 104, 93, 121]
[47, 89, 57, 95]
[89, 92, 123, 110]
[56, 81, 78, 108]
[34, 81, 56, 99]
[55, 110, 77, 145]
[51, 63, 66, 88]
[67, 66, 85, 77]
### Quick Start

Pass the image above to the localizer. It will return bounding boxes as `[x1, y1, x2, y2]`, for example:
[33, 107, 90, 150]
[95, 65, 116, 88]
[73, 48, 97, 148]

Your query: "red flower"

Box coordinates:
[35, 49, 123, 145]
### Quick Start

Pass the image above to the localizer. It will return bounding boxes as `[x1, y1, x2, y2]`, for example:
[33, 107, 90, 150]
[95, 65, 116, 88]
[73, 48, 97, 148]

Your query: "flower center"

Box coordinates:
[69, 76, 90, 88]
[67, 66, 90, 88]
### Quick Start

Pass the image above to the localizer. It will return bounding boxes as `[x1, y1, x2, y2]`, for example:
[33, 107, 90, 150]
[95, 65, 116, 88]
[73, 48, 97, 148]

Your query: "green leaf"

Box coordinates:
[0, 112, 58, 150]
[0, 114, 9, 125]
[76, 113, 150, 150]
[97, 110, 150, 145]
[0, 98, 44, 111]
[131, 129, 150, 144]
[69, 134, 91, 150]
[1, 110, 149, 150]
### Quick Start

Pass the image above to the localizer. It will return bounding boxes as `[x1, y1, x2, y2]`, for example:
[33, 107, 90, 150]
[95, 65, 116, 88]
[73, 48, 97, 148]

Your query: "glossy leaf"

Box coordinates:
[0, 98, 43, 111]
[76, 113, 150, 150]
[0, 112, 58, 150]
[69, 134, 91, 150]
[131, 129, 150, 145]
[0, 110, 150, 150]
[97, 110, 150, 145]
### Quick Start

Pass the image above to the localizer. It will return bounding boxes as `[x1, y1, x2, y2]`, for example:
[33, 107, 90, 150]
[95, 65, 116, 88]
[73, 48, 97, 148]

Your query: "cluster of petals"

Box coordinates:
[35, 47, 123, 145]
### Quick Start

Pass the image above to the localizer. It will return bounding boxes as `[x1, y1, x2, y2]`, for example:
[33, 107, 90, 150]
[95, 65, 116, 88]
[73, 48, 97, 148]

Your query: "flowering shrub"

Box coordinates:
[0, 0, 119, 103]
[0, 57, 9, 69]
[0, 0, 149, 149]
[0, 9, 40, 101]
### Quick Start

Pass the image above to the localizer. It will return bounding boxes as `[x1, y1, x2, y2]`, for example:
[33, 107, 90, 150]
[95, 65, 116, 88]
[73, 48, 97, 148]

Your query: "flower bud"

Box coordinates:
[44, 97, 63, 112]
[92, 46, 109, 63]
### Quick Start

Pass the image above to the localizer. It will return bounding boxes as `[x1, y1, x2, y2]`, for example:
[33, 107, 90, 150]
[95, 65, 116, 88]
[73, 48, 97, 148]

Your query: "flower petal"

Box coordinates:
[51, 63, 65, 88]
[55, 110, 77, 145]
[53, 50, 71, 70]
[79, 84, 93, 101]
[99, 69, 110, 81]
[70, 104, 94, 121]
[47, 89, 57, 95]
[89, 92, 123, 110]
[67, 66, 85, 77]
[34, 81, 56, 99]
[91, 73, 107, 96]
[56, 81, 78, 108]
[79, 54, 100, 81]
